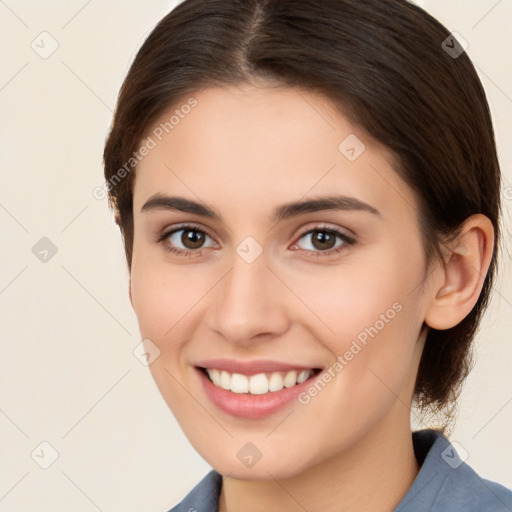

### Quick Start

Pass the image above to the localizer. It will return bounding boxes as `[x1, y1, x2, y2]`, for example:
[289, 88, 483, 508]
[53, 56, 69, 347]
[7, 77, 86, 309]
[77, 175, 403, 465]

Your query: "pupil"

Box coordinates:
[183, 229, 204, 249]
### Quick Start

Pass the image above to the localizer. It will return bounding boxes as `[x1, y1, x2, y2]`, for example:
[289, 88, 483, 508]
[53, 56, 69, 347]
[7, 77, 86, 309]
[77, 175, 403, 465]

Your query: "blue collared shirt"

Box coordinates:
[168, 429, 512, 511]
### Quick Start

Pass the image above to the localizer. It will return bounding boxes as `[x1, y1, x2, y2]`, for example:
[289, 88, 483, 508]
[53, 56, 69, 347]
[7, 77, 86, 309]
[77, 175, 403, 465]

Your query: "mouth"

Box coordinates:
[198, 367, 322, 395]
[195, 363, 323, 419]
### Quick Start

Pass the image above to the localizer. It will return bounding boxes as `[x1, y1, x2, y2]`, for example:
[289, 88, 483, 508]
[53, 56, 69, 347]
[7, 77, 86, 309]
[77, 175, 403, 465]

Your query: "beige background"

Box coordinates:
[1, 1, 511, 511]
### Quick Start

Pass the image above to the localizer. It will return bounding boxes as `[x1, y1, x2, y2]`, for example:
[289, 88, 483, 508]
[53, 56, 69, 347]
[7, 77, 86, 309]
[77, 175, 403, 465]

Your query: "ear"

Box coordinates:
[114, 212, 121, 227]
[424, 214, 495, 330]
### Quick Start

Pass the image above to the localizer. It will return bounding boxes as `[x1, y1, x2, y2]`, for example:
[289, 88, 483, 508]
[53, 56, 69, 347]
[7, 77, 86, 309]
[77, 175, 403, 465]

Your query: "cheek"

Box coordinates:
[285, 244, 425, 398]
[129, 260, 205, 415]
[130, 251, 211, 340]
[280, 245, 423, 346]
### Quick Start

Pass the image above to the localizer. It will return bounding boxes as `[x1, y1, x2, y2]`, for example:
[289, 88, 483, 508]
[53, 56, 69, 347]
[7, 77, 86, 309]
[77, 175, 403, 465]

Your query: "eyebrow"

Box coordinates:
[141, 193, 381, 221]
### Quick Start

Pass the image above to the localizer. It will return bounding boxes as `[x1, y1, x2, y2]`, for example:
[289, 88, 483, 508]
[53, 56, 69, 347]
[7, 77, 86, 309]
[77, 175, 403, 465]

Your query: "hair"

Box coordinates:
[103, 0, 501, 429]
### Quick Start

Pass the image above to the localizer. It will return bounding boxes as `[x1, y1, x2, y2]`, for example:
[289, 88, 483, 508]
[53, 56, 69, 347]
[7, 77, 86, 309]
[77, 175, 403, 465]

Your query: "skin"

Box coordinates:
[127, 84, 494, 512]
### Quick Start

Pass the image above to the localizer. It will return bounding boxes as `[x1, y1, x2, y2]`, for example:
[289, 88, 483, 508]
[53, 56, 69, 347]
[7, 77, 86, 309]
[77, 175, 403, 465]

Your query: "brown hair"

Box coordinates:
[103, 0, 501, 427]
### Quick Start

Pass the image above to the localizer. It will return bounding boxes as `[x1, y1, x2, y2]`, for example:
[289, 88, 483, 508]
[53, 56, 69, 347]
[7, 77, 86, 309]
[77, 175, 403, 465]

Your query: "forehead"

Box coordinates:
[132, 85, 416, 222]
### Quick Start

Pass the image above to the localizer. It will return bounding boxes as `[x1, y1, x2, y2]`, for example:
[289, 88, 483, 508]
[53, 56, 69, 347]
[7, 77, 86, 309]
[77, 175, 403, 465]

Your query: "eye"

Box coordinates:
[157, 223, 355, 259]
[157, 224, 217, 257]
[292, 225, 355, 258]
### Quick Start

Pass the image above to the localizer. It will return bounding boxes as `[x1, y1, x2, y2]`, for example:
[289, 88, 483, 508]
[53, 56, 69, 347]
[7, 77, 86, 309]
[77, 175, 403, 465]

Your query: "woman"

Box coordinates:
[103, 0, 512, 510]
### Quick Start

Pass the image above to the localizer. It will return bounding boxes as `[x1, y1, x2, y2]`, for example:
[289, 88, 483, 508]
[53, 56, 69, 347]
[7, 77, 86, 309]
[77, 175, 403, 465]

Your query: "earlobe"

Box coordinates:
[424, 214, 494, 330]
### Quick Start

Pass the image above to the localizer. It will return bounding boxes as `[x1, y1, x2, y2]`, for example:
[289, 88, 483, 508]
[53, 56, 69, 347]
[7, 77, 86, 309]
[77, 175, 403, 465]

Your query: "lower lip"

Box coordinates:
[196, 367, 319, 420]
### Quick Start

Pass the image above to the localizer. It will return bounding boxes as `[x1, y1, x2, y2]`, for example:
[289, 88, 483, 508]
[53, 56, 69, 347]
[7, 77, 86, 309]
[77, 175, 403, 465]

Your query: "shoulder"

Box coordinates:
[166, 470, 222, 512]
[395, 429, 512, 512]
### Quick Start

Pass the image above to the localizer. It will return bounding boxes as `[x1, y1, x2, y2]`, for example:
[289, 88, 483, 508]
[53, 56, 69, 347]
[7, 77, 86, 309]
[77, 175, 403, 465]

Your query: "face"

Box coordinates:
[129, 85, 433, 480]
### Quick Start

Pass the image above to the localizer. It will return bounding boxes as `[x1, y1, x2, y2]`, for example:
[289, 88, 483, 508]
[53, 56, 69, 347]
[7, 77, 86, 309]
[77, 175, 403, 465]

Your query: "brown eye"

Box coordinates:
[292, 226, 355, 258]
[160, 225, 217, 255]
[310, 231, 337, 251]
[181, 229, 206, 249]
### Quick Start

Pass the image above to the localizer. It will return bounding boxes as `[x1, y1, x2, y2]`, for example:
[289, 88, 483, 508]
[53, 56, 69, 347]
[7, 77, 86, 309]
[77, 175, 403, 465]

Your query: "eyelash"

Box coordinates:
[156, 223, 356, 259]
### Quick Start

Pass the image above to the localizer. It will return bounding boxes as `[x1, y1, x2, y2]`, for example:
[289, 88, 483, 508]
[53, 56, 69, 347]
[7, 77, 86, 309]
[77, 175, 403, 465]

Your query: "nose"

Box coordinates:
[205, 250, 290, 346]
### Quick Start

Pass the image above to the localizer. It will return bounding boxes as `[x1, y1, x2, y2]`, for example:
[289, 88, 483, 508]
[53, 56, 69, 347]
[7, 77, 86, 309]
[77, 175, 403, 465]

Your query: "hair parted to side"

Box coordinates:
[103, 0, 501, 430]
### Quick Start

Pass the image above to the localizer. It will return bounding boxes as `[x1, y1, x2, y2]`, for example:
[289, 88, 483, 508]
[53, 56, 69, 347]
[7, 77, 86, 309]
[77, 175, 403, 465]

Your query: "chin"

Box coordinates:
[197, 443, 320, 481]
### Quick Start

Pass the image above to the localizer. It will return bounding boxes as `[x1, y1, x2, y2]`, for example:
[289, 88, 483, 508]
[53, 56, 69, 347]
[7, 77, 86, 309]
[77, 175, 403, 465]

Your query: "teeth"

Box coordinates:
[249, 373, 268, 394]
[231, 373, 249, 393]
[268, 372, 284, 392]
[209, 369, 221, 387]
[220, 370, 231, 390]
[297, 370, 310, 383]
[205, 368, 314, 394]
[283, 371, 297, 388]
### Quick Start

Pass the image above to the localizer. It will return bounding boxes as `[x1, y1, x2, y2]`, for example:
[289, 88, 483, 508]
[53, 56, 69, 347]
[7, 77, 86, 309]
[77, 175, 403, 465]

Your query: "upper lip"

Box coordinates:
[195, 358, 320, 375]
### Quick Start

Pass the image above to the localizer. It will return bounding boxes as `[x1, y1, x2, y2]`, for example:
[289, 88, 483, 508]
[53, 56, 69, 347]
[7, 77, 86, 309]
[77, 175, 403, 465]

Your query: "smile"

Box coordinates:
[204, 368, 316, 395]
[196, 363, 323, 419]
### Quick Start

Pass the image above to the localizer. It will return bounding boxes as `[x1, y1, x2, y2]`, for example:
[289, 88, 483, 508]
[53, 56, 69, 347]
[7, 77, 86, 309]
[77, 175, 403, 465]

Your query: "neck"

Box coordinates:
[219, 412, 420, 512]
